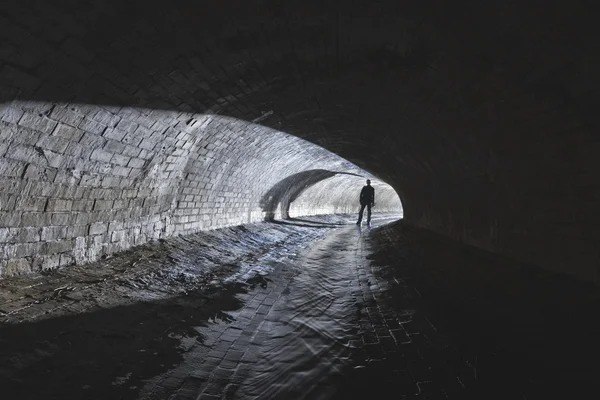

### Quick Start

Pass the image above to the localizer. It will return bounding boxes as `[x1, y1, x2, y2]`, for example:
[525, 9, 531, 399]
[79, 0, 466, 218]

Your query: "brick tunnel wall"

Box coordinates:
[0, 101, 400, 276]
[0, 0, 599, 282]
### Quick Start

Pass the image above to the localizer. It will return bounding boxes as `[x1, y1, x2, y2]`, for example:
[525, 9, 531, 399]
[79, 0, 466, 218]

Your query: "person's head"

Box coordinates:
[366, 179, 371, 186]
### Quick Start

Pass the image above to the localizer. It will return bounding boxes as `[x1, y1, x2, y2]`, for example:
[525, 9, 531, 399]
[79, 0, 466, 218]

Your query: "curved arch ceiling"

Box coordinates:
[0, 0, 598, 282]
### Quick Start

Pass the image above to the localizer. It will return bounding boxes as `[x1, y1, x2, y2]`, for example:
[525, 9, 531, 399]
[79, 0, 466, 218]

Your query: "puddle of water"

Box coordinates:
[216, 216, 401, 399]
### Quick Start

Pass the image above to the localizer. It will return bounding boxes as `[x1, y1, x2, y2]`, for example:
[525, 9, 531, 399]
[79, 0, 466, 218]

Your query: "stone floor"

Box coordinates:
[1, 213, 600, 399]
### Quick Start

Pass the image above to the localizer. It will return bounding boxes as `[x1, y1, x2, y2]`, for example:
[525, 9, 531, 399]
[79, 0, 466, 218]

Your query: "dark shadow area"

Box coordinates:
[0, 0, 420, 111]
[0, 1, 259, 107]
[260, 169, 361, 220]
[349, 220, 600, 399]
[0, 282, 249, 400]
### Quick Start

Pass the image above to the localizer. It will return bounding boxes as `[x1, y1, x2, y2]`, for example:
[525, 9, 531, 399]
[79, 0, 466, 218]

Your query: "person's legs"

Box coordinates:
[366, 203, 372, 223]
[357, 203, 366, 224]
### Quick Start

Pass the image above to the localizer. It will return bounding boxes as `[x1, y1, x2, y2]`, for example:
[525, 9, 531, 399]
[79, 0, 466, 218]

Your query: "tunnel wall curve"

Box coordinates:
[0, 103, 400, 276]
[0, 0, 599, 283]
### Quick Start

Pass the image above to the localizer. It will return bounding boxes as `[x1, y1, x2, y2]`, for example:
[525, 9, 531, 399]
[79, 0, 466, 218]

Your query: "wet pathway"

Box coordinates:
[139, 214, 472, 400]
[5, 213, 595, 399]
[140, 216, 395, 399]
[6, 213, 446, 400]
[0, 217, 341, 400]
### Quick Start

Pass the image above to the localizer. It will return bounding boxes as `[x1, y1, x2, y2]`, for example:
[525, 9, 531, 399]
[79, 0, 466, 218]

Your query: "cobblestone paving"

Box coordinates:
[139, 215, 474, 400]
[4, 213, 595, 400]
[0, 216, 344, 400]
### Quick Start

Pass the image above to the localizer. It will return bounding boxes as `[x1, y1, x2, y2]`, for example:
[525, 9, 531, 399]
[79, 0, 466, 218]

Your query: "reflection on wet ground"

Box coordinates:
[2, 213, 600, 399]
[0, 217, 337, 399]
[269, 218, 344, 229]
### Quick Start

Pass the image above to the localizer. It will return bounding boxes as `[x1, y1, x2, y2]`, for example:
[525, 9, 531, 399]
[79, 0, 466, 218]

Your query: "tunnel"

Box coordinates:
[1, 0, 600, 399]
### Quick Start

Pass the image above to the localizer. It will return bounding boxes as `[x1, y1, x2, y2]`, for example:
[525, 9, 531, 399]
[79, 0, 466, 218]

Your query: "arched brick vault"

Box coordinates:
[0, 0, 599, 281]
[0, 107, 402, 274]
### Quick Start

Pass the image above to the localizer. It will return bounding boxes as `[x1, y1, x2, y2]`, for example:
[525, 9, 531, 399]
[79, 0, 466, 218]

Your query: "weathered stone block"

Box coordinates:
[67, 225, 88, 238]
[89, 222, 108, 235]
[103, 127, 128, 141]
[0, 142, 8, 157]
[7, 145, 46, 165]
[46, 239, 73, 254]
[0, 105, 24, 124]
[8, 227, 40, 243]
[111, 154, 130, 167]
[138, 138, 156, 151]
[100, 176, 122, 187]
[0, 194, 17, 211]
[79, 132, 106, 148]
[36, 136, 70, 153]
[78, 117, 106, 135]
[0, 211, 21, 227]
[51, 213, 72, 226]
[60, 253, 73, 267]
[0, 228, 10, 242]
[50, 106, 84, 127]
[75, 212, 93, 225]
[72, 200, 94, 212]
[43, 150, 64, 168]
[122, 145, 142, 158]
[127, 157, 146, 169]
[53, 123, 84, 141]
[112, 199, 129, 210]
[41, 254, 61, 270]
[112, 166, 131, 177]
[93, 199, 114, 211]
[11, 242, 44, 258]
[111, 230, 126, 242]
[41, 226, 68, 241]
[108, 221, 124, 231]
[23, 164, 58, 182]
[90, 148, 113, 163]
[21, 212, 52, 227]
[103, 140, 126, 154]
[116, 119, 138, 134]
[0, 158, 27, 177]
[46, 199, 72, 212]
[80, 175, 102, 187]
[122, 189, 139, 198]
[3, 258, 32, 275]
[18, 112, 57, 134]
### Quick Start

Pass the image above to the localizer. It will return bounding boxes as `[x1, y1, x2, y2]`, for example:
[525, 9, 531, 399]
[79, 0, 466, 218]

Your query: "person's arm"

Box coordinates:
[372, 189, 375, 206]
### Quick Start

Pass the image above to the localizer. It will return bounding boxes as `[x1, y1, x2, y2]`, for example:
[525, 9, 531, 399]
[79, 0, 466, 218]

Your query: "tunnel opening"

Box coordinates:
[259, 169, 402, 221]
[288, 173, 403, 220]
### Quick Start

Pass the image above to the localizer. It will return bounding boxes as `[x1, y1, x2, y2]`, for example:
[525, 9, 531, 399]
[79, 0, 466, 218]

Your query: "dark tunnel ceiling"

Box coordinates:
[1, 0, 599, 282]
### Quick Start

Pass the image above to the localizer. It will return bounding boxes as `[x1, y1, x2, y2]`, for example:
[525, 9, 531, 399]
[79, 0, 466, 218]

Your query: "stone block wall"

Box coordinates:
[0, 101, 200, 274]
[0, 103, 399, 276]
[0, 0, 599, 283]
[173, 117, 402, 233]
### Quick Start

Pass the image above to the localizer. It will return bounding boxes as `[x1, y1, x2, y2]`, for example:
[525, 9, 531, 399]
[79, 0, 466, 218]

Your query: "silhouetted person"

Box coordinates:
[356, 179, 374, 225]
